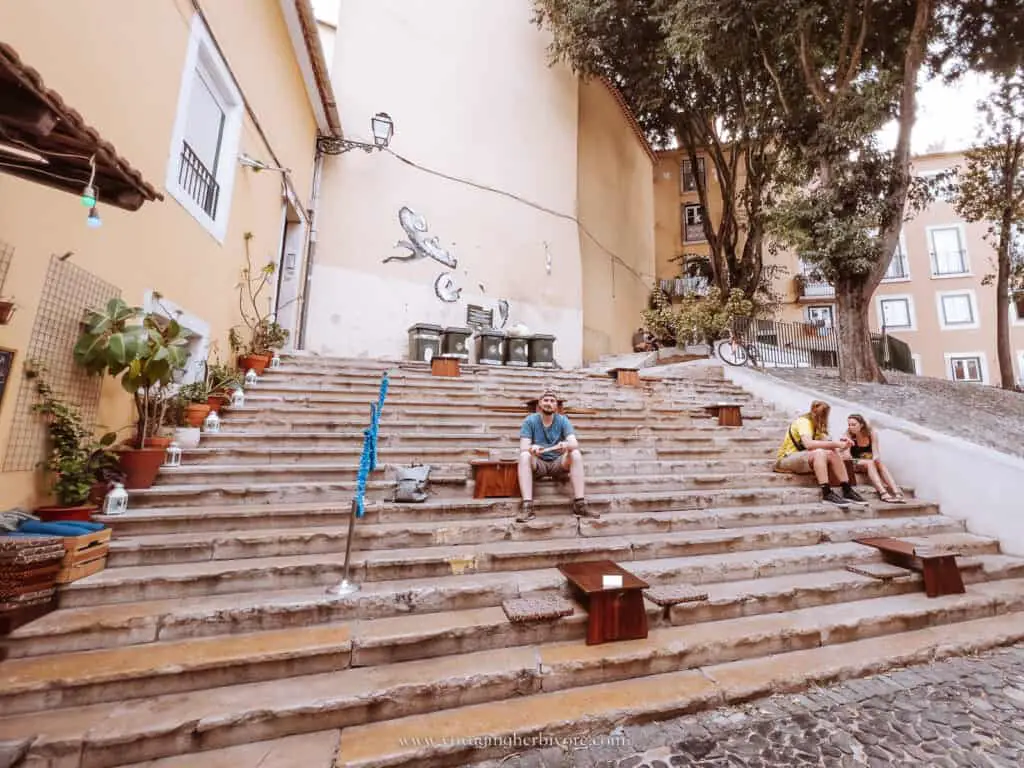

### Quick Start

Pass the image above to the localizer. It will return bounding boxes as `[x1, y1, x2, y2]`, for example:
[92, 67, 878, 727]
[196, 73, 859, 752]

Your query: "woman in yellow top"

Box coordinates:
[775, 400, 866, 507]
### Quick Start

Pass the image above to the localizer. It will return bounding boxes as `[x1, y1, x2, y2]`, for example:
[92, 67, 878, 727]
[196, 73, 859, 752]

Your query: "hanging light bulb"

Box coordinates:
[86, 206, 102, 228]
[81, 185, 96, 207]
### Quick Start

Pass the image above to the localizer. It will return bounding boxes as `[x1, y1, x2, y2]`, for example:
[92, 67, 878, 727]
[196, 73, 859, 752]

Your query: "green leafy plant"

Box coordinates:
[73, 297, 191, 449]
[27, 366, 120, 507]
[230, 233, 290, 357]
[642, 287, 753, 347]
[178, 381, 211, 404]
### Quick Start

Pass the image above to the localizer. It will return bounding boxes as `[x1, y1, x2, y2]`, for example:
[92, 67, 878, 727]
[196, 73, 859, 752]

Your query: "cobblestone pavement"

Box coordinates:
[763, 368, 1024, 460]
[469, 645, 1024, 768]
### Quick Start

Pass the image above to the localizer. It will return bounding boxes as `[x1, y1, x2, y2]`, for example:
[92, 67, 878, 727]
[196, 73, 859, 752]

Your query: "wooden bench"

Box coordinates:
[607, 367, 640, 387]
[855, 537, 965, 598]
[470, 459, 520, 499]
[558, 560, 649, 645]
[704, 402, 744, 427]
[431, 355, 461, 378]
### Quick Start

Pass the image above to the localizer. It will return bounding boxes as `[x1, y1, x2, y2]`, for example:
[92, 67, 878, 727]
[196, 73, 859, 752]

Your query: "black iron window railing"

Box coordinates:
[178, 142, 220, 220]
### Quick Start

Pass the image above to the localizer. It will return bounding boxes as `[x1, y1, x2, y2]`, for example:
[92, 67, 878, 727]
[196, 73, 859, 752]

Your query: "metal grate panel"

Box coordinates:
[2, 256, 120, 472]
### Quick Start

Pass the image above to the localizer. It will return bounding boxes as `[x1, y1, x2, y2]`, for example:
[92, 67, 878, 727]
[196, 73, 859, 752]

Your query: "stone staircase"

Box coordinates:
[2, 356, 1023, 768]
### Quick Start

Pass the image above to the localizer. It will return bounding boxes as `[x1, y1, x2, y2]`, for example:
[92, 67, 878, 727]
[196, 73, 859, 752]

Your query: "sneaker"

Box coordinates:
[823, 490, 851, 507]
[572, 499, 600, 519]
[842, 486, 867, 503]
[515, 502, 536, 523]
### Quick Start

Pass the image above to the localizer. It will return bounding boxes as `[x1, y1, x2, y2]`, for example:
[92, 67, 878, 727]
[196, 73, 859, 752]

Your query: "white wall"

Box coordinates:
[721, 366, 1024, 557]
[307, 0, 584, 366]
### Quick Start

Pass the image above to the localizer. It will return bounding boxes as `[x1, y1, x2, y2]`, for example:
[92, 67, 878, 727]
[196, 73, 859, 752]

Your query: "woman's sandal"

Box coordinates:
[879, 491, 899, 503]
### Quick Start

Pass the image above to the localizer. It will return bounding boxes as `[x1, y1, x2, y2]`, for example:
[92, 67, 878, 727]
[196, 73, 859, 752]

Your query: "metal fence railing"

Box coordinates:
[730, 318, 915, 374]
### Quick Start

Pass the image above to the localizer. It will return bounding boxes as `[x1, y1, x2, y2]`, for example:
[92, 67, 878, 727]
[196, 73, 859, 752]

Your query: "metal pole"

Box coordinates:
[326, 498, 361, 597]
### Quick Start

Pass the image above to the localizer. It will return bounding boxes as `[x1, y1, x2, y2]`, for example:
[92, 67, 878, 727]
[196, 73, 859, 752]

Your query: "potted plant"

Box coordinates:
[0, 297, 15, 325]
[178, 381, 212, 427]
[74, 298, 191, 489]
[204, 358, 242, 413]
[230, 232, 289, 374]
[167, 394, 201, 449]
[26, 367, 120, 521]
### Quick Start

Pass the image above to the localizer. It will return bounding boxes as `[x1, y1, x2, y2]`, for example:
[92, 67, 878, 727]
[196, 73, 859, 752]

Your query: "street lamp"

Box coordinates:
[318, 112, 395, 155]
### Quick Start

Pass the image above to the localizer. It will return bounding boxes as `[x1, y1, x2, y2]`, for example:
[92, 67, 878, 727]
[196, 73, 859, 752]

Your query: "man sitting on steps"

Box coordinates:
[515, 389, 598, 523]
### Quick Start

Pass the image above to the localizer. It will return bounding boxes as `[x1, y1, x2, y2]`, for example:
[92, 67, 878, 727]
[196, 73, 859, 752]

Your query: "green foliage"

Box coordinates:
[27, 366, 121, 507]
[177, 381, 211, 404]
[205, 360, 242, 394]
[73, 297, 191, 448]
[232, 234, 290, 356]
[642, 287, 753, 346]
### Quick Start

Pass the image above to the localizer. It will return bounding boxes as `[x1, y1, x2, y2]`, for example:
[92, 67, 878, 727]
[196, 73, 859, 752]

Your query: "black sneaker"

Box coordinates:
[842, 487, 867, 503]
[515, 501, 536, 523]
[823, 490, 851, 507]
[572, 499, 600, 519]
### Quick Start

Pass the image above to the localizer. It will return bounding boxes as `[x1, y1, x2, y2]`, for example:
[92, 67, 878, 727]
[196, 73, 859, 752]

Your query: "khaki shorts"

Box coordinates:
[775, 451, 814, 474]
[533, 456, 570, 479]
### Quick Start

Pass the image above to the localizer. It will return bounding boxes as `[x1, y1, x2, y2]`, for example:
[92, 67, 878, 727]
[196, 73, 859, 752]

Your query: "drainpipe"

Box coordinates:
[297, 147, 324, 350]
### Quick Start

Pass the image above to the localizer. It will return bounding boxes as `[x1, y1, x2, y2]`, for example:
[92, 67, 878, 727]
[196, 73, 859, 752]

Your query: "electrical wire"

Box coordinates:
[383, 148, 656, 287]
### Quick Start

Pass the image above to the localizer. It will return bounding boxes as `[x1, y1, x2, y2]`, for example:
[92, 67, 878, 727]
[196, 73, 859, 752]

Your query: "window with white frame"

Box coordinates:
[878, 296, 913, 330]
[928, 226, 968, 276]
[883, 236, 910, 280]
[911, 354, 923, 375]
[938, 291, 978, 329]
[681, 204, 706, 243]
[947, 354, 984, 383]
[680, 158, 705, 193]
[806, 306, 834, 327]
[918, 169, 955, 202]
[165, 15, 243, 241]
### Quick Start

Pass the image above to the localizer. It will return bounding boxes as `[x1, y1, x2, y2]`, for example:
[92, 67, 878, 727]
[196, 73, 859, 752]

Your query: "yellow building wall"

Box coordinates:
[576, 80, 655, 363]
[0, 0, 318, 509]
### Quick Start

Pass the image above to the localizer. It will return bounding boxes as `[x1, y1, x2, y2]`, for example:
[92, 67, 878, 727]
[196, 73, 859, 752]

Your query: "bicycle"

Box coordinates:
[715, 330, 759, 367]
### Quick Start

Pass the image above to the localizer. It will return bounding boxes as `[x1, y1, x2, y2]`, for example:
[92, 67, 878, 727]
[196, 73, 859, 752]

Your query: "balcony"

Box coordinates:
[795, 274, 835, 300]
[659, 276, 711, 299]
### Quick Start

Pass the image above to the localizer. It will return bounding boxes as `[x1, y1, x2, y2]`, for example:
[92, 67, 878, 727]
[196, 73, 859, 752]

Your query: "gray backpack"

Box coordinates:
[394, 464, 431, 503]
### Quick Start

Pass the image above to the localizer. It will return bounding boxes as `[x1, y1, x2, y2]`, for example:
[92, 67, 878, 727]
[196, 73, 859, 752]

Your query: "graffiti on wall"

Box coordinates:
[383, 206, 463, 303]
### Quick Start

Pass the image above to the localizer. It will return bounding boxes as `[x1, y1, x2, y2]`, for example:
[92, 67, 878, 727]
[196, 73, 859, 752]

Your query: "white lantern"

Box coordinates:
[245, 368, 259, 385]
[203, 409, 221, 433]
[163, 441, 182, 467]
[230, 388, 245, 408]
[269, 354, 281, 369]
[103, 482, 129, 516]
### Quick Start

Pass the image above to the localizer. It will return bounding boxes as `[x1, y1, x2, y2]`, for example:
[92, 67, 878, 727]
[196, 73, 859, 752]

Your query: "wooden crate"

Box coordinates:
[57, 528, 111, 584]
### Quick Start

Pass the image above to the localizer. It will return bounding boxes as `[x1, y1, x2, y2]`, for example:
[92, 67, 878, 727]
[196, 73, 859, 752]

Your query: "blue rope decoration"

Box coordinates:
[355, 372, 390, 519]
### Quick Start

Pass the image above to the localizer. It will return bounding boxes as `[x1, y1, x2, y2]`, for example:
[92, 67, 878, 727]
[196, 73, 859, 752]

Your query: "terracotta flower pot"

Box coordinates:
[184, 403, 212, 427]
[0, 300, 14, 325]
[34, 504, 98, 523]
[89, 482, 109, 506]
[207, 394, 229, 413]
[238, 354, 271, 375]
[143, 436, 172, 450]
[118, 448, 166, 490]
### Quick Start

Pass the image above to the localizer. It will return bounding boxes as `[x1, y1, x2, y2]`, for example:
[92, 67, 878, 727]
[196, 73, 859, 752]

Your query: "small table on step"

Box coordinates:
[704, 402, 743, 427]
[855, 537, 966, 598]
[558, 560, 649, 645]
[431, 355, 461, 378]
[607, 368, 640, 387]
[470, 459, 520, 499]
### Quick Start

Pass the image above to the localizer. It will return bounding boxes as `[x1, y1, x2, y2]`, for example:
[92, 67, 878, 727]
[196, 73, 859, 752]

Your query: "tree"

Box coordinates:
[532, 0, 787, 300]
[952, 75, 1024, 390]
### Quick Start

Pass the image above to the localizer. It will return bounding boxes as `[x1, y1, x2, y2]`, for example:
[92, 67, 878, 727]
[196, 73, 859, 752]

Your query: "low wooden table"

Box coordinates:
[704, 402, 743, 427]
[558, 560, 649, 645]
[470, 459, 520, 499]
[607, 368, 640, 387]
[431, 355, 461, 377]
[855, 537, 966, 598]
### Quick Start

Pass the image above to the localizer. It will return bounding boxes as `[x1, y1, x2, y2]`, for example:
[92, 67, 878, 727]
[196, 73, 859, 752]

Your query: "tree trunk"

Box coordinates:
[834, 277, 885, 383]
[996, 215, 1015, 389]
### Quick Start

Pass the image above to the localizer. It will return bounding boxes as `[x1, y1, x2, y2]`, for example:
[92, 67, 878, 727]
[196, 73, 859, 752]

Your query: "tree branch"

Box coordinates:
[748, 11, 792, 116]
[835, 0, 857, 83]
[838, 0, 872, 93]
[799, 19, 831, 110]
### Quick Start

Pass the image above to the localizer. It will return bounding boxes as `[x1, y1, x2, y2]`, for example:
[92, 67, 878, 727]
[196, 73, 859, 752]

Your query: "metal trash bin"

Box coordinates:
[528, 334, 556, 368]
[504, 334, 530, 367]
[441, 326, 472, 363]
[475, 329, 505, 366]
[408, 323, 443, 362]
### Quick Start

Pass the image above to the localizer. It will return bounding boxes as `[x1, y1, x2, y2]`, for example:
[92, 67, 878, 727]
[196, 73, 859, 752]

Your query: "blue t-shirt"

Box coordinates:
[520, 413, 574, 461]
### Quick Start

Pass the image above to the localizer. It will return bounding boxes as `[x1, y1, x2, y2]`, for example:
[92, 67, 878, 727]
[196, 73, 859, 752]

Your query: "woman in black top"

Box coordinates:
[846, 414, 906, 503]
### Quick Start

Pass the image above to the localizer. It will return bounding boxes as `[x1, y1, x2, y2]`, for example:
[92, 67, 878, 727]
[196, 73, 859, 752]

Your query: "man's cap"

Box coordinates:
[539, 388, 558, 400]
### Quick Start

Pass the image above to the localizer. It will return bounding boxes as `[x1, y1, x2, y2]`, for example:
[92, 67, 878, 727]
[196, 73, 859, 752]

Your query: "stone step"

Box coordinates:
[1, 561, 1015, 717]
[120, 732, 339, 768]
[147, 468, 814, 499]
[59, 520, 975, 608]
[11, 545, 1018, 662]
[5, 585, 1024, 768]
[333, 609, 1024, 768]
[103, 486, 906, 531]
[105, 497, 932, 567]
